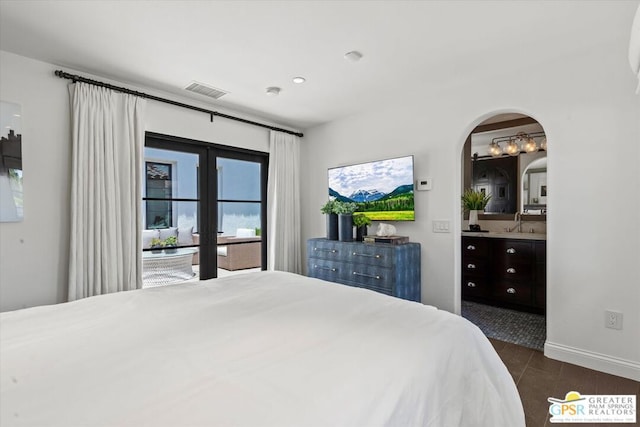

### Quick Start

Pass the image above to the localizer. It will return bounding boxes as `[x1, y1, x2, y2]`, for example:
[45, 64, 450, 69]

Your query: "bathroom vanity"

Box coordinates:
[462, 232, 546, 313]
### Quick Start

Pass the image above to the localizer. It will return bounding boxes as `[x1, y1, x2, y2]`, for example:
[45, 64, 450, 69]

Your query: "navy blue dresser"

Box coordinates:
[306, 238, 421, 302]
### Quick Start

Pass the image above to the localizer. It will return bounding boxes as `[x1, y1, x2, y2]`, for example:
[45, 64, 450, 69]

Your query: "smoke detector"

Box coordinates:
[184, 81, 228, 99]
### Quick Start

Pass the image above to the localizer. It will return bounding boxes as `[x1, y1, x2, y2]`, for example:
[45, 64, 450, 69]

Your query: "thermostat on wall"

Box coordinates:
[416, 178, 432, 191]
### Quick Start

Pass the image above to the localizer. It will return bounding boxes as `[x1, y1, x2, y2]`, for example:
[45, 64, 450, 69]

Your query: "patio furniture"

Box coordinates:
[142, 248, 197, 287]
[217, 236, 262, 271]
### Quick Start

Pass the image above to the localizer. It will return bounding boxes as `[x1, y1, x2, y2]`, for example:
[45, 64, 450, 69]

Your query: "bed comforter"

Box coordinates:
[0, 271, 524, 426]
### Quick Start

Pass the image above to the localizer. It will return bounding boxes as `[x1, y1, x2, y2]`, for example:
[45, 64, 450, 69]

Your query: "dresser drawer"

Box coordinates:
[308, 241, 347, 261]
[462, 276, 489, 298]
[493, 239, 534, 260]
[342, 264, 394, 291]
[493, 259, 533, 280]
[307, 258, 344, 282]
[493, 281, 532, 305]
[462, 237, 489, 258]
[346, 245, 395, 268]
[462, 257, 489, 276]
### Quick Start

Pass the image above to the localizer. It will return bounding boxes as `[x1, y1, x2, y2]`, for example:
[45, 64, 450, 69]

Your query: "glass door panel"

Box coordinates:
[216, 157, 264, 275]
[142, 147, 201, 288]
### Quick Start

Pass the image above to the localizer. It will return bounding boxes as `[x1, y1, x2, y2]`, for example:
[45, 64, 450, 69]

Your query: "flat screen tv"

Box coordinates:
[328, 155, 414, 221]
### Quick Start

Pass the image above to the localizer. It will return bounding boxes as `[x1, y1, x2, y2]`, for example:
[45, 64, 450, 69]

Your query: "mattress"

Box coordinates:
[0, 271, 524, 426]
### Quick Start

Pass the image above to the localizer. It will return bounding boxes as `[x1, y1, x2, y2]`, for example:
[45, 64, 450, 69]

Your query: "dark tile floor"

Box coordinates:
[490, 338, 640, 427]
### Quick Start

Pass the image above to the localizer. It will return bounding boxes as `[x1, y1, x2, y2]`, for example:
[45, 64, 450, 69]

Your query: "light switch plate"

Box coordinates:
[432, 220, 450, 233]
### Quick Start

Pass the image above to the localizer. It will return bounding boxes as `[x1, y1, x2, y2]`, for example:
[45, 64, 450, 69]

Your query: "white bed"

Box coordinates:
[0, 271, 524, 426]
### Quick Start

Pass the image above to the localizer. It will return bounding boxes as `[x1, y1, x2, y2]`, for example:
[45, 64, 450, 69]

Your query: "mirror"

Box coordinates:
[462, 114, 546, 219]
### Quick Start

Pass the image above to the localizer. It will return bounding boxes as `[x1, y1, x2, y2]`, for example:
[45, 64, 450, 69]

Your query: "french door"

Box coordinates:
[143, 132, 268, 281]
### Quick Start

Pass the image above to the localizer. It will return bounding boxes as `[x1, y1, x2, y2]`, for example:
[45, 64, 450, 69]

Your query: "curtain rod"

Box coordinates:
[54, 70, 303, 138]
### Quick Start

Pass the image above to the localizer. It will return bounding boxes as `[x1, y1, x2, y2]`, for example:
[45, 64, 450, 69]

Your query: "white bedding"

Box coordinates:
[0, 271, 524, 427]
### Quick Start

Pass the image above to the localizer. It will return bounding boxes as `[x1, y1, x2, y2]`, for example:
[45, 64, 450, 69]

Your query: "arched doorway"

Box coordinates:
[459, 113, 547, 351]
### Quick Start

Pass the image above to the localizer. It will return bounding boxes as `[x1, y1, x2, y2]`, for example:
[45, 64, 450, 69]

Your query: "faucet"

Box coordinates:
[513, 212, 522, 233]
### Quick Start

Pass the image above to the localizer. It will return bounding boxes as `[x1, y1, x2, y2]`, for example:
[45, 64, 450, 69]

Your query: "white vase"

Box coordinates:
[469, 210, 479, 226]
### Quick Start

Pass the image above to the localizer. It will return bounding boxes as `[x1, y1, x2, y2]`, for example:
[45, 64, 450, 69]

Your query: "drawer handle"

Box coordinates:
[467, 244, 476, 250]
[352, 252, 381, 259]
[314, 248, 337, 253]
[467, 263, 476, 269]
[314, 265, 336, 272]
[506, 287, 516, 294]
[467, 281, 476, 288]
[506, 248, 516, 254]
[352, 271, 381, 280]
[506, 267, 516, 274]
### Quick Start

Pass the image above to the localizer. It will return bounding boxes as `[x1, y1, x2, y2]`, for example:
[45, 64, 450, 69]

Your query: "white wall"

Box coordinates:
[0, 50, 289, 312]
[301, 40, 640, 379]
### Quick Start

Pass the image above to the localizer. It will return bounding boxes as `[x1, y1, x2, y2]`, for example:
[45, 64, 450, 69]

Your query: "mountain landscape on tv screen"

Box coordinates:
[328, 184, 415, 221]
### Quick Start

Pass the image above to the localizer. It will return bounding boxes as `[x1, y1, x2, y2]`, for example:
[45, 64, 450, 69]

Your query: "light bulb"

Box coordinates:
[488, 141, 502, 157]
[504, 139, 520, 156]
[523, 137, 538, 153]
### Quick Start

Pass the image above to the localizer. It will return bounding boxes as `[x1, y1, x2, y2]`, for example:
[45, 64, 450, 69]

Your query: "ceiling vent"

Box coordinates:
[184, 81, 228, 99]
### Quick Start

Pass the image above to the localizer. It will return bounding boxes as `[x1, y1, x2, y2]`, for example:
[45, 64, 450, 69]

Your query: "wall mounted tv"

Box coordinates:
[328, 155, 415, 221]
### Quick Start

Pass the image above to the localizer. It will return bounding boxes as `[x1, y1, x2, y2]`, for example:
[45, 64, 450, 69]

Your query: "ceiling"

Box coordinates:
[0, 1, 636, 130]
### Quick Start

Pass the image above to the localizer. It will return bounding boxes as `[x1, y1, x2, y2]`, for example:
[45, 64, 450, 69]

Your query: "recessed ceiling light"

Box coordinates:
[292, 76, 306, 84]
[344, 51, 363, 62]
[266, 86, 281, 96]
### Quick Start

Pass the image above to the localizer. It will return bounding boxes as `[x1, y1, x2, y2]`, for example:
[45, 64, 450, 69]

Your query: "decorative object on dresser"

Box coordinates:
[363, 235, 410, 245]
[462, 235, 546, 313]
[333, 201, 358, 242]
[320, 199, 339, 240]
[376, 222, 396, 236]
[352, 214, 371, 242]
[461, 188, 491, 231]
[307, 238, 421, 302]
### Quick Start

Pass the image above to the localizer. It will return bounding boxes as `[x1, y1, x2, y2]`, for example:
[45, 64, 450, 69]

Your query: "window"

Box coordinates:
[145, 161, 173, 229]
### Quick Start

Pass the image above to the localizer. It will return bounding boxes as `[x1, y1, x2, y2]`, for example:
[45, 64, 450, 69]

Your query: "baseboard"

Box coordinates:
[544, 341, 640, 381]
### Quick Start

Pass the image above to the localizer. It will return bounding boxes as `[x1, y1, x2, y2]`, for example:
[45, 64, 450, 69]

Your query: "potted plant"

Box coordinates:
[353, 214, 371, 242]
[334, 201, 358, 242]
[150, 237, 164, 253]
[321, 199, 339, 240]
[163, 236, 178, 253]
[461, 188, 491, 230]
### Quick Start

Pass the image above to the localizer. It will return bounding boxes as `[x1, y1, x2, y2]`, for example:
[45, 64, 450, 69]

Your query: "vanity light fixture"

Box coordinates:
[487, 131, 546, 157]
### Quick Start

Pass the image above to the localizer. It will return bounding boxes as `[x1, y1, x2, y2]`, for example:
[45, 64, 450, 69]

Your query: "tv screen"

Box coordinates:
[328, 155, 414, 221]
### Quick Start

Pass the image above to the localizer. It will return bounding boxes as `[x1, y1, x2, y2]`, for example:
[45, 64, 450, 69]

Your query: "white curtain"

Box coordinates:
[68, 83, 146, 301]
[267, 131, 301, 273]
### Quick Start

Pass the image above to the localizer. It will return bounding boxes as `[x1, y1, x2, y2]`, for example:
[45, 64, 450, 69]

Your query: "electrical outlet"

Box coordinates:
[605, 310, 623, 330]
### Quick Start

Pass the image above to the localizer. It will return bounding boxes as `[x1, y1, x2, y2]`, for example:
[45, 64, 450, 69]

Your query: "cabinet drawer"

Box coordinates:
[493, 259, 533, 280]
[308, 258, 344, 282]
[346, 245, 395, 268]
[462, 276, 489, 298]
[493, 239, 534, 260]
[308, 242, 346, 261]
[493, 281, 532, 305]
[462, 237, 489, 257]
[462, 257, 489, 276]
[344, 264, 394, 291]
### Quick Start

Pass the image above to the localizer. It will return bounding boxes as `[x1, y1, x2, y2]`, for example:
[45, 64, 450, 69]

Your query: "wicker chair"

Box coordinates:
[217, 236, 262, 270]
